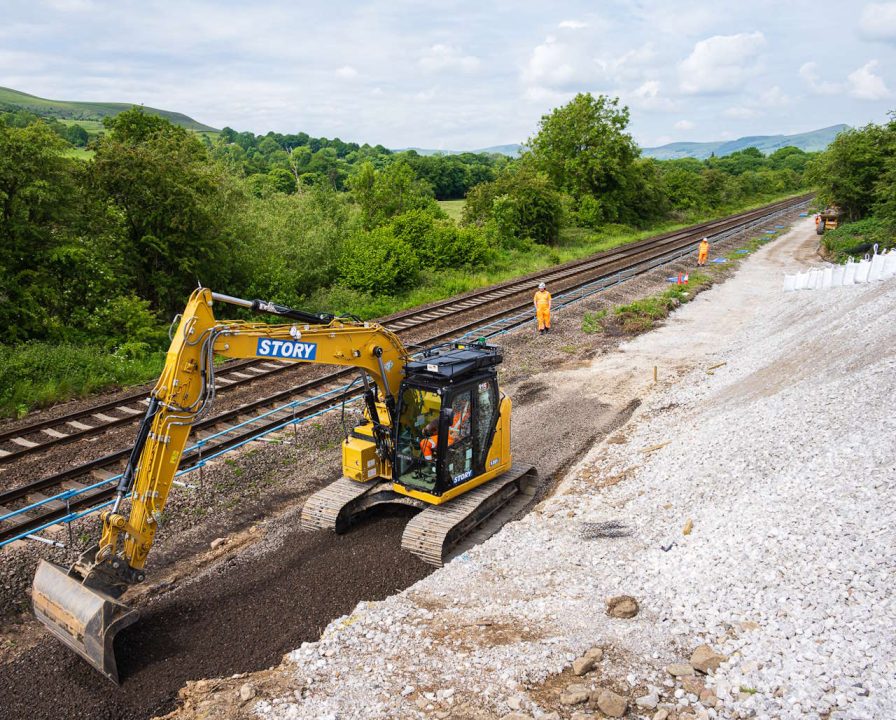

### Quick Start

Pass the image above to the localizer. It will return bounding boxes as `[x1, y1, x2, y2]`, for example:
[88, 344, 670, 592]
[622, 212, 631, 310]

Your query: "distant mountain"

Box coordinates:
[0, 86, 218, 132]
[397, 125, 846, 159]
[641, 125, 848, 160]
[394, 144, 523, 157]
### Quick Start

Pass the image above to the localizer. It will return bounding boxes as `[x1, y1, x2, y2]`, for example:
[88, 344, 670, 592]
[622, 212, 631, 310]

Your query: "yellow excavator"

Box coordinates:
[32, 288, 536, 683]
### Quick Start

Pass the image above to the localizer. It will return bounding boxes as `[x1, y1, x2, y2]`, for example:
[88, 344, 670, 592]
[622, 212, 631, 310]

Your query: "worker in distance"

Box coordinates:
[534, 281, 552, 334]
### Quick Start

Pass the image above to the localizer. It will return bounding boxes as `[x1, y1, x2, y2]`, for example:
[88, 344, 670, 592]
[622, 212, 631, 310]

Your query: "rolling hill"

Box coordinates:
[0, 86, 218, 132]
[641, 125, 848, 160]
[402, 125, 847, 159]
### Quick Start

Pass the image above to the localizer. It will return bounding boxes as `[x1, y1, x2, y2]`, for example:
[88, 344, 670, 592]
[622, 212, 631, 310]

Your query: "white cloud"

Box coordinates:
[798, 61, 842, 95]
[522, 35, 594, 90]
[628, 80, 678, 111]
[679, 32, 766, 94]
[419, 44, 479, 74]
[759, 85, 791, 106]
[723, 106, 760, 119]
[336, 65, 358, 79]
[674, 119, 695, 130]
[848, 60, 891, 99]
[859, 3, 896, 41]
[558, 20, 588, 29]
[43, 0, 94, 10]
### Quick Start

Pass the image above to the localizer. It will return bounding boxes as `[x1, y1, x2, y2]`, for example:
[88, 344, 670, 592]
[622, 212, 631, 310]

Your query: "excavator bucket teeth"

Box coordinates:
[31, 560, 138, 684]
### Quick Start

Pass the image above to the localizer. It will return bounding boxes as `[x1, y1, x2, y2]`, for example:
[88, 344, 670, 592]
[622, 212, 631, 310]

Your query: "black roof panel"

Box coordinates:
[405, 342, 502, 380]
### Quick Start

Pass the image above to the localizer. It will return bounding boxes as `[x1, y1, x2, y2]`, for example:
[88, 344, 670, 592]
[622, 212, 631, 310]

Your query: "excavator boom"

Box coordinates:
[32, 288, 407, 682]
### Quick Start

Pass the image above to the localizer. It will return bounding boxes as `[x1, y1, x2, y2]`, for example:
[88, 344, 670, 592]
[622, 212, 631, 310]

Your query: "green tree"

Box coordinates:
[463, 163, 562, 245]
[347, 159, 439, 229]
[807, 123, 891, 220]
[90, 108, 244, 314]
[0, 121, 79, 340]
[527, 93, 639, 220]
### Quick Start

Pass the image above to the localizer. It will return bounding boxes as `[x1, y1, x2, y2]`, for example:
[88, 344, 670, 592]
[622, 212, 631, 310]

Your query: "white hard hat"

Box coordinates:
[538, 282, 546, 289]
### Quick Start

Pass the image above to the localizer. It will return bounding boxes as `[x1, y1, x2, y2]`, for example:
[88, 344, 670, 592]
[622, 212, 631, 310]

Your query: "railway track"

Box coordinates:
[0, 195, 810, 545]
[0, 193, 808, 465]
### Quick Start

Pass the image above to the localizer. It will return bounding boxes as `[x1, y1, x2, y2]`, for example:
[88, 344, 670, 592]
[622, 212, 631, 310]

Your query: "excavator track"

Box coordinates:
[299, 477, 384, 533]
[401, 463, 537, 566]
[300, 464, 538, 566]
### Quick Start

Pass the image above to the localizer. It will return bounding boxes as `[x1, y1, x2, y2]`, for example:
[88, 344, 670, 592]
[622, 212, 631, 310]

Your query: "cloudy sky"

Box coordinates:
[2, 0, 894, 149]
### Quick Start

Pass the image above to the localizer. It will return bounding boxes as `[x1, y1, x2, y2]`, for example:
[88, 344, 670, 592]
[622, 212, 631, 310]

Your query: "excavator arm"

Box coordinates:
[32, 288, 409, 682]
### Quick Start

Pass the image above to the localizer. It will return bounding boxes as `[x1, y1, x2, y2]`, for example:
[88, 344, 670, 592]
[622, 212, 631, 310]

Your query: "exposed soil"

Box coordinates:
[0, 512, 431, 720]
[0, 210, 808, 720]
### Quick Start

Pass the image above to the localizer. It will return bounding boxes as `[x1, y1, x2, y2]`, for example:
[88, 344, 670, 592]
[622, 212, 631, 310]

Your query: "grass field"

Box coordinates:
[0, 85, 218, 132]
[62, 147, 94, 160]
[437, 199, 465, 222]
[59, 118, 105, 136]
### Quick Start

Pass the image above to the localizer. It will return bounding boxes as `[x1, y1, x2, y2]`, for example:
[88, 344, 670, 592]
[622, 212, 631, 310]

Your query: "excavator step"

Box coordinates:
[401, 463, 537, 566]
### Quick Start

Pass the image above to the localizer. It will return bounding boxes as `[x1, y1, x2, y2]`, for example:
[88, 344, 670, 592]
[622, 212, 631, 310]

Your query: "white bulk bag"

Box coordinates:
[883, 249, 896, 279]
[869, 252, 885, 282]
[783, 274, 797, 292]
[831, 265, 845, 287]
[843, 260, 857, 285]
[855, 260, 871, 284]
[822, 266, 833, 288]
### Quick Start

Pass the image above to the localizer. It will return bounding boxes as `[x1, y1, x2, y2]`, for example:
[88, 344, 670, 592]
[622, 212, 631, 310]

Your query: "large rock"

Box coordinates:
[560, 684, 590, 705]
[606, 595, 640, 618]
[596, 689, 628, 717]
[239, 683, 256, 702]
[635, 692, 659, 709]
[584, 647, 604, 661]
[690, 644, 727, 674]
[666, 663, 695, 677]
[572, 655, 596, 676]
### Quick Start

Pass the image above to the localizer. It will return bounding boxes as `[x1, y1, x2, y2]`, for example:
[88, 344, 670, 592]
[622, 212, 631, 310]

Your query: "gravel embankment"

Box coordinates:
[163, 218, 894, 720]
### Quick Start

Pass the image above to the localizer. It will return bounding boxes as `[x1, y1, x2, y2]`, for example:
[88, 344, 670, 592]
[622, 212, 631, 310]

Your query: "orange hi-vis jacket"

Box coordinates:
[534, 289, 552, 330]
[420, 400, 471, 461]
[698, 240, 710, 263]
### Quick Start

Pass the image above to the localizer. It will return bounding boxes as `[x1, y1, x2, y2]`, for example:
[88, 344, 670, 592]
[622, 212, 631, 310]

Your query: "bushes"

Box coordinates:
[339, 227, 420, 294]
[821, 217, 895, 262]
[463, 164, 563, 245]
[390, 209, 492, 269]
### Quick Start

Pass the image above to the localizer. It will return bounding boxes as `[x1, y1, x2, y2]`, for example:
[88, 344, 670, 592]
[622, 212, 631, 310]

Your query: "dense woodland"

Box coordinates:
[1, 93, 822, 415]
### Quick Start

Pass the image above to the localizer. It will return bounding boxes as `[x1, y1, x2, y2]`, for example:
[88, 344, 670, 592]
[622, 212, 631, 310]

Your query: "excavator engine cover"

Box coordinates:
[32, 560, 138, 684]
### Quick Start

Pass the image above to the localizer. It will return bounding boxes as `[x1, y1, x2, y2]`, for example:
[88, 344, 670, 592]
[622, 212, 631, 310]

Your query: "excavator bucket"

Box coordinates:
[31, 560, 138, 684]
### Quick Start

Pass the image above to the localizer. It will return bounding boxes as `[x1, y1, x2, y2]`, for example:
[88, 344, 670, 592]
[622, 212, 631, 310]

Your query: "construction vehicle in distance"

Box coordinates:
[816, 206, 842, 234]
[32, 288, 536, 683]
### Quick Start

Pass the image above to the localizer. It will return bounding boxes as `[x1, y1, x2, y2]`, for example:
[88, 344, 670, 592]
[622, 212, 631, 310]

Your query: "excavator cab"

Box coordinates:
[392, 343, 503, 500]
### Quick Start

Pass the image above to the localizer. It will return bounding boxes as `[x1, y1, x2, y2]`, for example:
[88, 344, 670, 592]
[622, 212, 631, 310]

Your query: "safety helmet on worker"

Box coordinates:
[538, 282, 546, 290]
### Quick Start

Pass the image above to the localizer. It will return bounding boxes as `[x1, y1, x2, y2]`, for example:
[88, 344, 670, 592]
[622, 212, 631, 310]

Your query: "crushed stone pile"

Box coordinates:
[178, 221, 896, 720]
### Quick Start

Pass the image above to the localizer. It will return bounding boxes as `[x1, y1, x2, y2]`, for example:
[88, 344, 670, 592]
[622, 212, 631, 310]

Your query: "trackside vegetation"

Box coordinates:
[808, 113, 896, 261]
[1, 93, 818, 417]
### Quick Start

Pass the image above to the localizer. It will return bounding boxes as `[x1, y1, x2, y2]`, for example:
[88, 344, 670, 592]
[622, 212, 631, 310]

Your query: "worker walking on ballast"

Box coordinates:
[534, 282, 552, 334]
[697, 237, 710, 267]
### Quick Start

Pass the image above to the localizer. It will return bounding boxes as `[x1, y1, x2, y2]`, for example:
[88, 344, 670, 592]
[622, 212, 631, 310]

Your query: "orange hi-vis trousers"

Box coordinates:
[698, 244, 709, 265]
[534, 290, 551, 330]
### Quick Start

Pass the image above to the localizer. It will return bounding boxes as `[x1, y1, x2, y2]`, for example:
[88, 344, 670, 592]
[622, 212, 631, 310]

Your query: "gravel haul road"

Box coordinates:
[160, 217, 894, 720]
